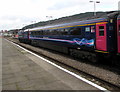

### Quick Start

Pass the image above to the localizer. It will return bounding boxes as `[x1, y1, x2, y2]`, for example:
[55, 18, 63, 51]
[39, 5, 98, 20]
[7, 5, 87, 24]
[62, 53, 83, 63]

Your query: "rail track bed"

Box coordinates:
[5, 37, 120, 90]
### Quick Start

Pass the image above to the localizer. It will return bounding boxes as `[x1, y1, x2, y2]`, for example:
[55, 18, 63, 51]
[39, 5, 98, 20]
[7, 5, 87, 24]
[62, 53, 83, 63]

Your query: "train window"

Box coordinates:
[48, 30, 55, 35]
[35, 32, 37, 36]
[43, 30, 47, 35]
[70, 27, 81, 35]
[39, 30, 43, 35]
[33, 32, 35, 36]
[99, 26, 104, 36]
[37, 31, 40, 36]
[85, 27, 90, 32]
[32, 32, 35, 37]
[53, 30, 58, 35]
[49, 30, 53, 35]
[91, 26, 95, 33]
[56, 30, 61, 35]
[46, 30, 50, 35]
[60, 29, 68, 35]
[36, 32, 38, 36]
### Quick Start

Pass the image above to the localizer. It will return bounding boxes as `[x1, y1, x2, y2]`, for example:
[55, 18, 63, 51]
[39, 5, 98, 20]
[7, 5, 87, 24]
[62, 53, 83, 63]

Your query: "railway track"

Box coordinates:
[5, 37, 120, 90]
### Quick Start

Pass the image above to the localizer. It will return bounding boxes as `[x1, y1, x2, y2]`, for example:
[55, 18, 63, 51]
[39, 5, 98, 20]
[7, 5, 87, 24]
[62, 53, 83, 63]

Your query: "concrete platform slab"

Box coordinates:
[2, 39, 101, 90]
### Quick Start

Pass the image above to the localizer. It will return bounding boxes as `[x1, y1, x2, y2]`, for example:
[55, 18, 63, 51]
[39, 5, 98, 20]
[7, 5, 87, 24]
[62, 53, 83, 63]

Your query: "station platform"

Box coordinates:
[2, 38, 100, 90]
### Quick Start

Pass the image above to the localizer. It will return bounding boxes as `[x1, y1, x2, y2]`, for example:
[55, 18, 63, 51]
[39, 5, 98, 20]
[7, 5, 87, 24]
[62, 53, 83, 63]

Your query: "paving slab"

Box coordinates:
[2, 39, 100, 90]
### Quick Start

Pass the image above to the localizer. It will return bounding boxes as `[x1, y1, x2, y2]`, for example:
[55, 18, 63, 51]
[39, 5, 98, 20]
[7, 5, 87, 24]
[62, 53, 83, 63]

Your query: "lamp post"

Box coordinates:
[89, 1, 100, 16]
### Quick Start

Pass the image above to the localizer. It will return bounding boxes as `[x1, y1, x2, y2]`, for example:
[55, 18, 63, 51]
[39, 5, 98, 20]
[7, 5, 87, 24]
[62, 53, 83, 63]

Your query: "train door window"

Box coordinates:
[99, 26, 104, 36]
[85, 27, 90, 32]
[70, 27, 81, 35]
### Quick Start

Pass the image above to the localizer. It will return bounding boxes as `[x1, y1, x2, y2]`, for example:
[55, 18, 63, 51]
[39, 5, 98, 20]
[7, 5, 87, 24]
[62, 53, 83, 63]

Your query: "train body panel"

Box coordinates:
[19, 17, 116, 53]
[18, 29, 31, 43]
[18, 12, 120, 62]
[117, 15, 120, 54]
[28, 18, 110, 53]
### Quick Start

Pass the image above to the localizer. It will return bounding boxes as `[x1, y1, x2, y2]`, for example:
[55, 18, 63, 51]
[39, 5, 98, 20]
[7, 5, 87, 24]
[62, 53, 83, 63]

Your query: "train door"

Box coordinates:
[96, 24, 107, 51]
[117, 18, 120, 53]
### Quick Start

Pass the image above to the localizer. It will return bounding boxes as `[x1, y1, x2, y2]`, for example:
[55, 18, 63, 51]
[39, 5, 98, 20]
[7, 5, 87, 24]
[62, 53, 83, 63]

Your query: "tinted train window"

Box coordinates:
[48, 30, 60, 35]
[35, 32, 37, 36]
[70, 27, 81, 35]
[99, 26, 104, 36]
[60, 29, 69, 35]
[31, 32, 34, 37]
[40, 30, 43, 35]
[85, 27, 90, 32]
[53, 30, 60, 35]
[43, 30, 48, 35]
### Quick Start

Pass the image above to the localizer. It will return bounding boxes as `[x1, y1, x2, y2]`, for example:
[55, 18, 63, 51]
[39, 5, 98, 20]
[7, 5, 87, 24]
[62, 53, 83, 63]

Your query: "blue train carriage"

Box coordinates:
[18, 30, 24, 42]
[18, 29, 31, 43]
[28, 13, 118, 62]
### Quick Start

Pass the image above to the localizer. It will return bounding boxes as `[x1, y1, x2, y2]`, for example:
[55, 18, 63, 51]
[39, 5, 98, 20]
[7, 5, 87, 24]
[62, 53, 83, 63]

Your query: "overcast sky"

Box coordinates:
[0, 0, 120, 31]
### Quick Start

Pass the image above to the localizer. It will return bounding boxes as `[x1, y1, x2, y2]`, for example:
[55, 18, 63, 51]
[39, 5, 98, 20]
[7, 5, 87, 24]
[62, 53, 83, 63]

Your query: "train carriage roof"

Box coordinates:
[28, 18, 108, 32]
[25, 11, 119, 32]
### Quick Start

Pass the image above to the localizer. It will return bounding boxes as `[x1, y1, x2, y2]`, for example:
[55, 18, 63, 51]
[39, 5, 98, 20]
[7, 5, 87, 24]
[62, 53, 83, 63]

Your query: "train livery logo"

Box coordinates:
[73, 38, 94, 47]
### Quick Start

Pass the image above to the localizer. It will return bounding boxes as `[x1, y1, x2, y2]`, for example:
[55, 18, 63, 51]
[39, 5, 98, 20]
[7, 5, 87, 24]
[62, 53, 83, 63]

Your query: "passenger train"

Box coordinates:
[18, 12, 120, 63]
